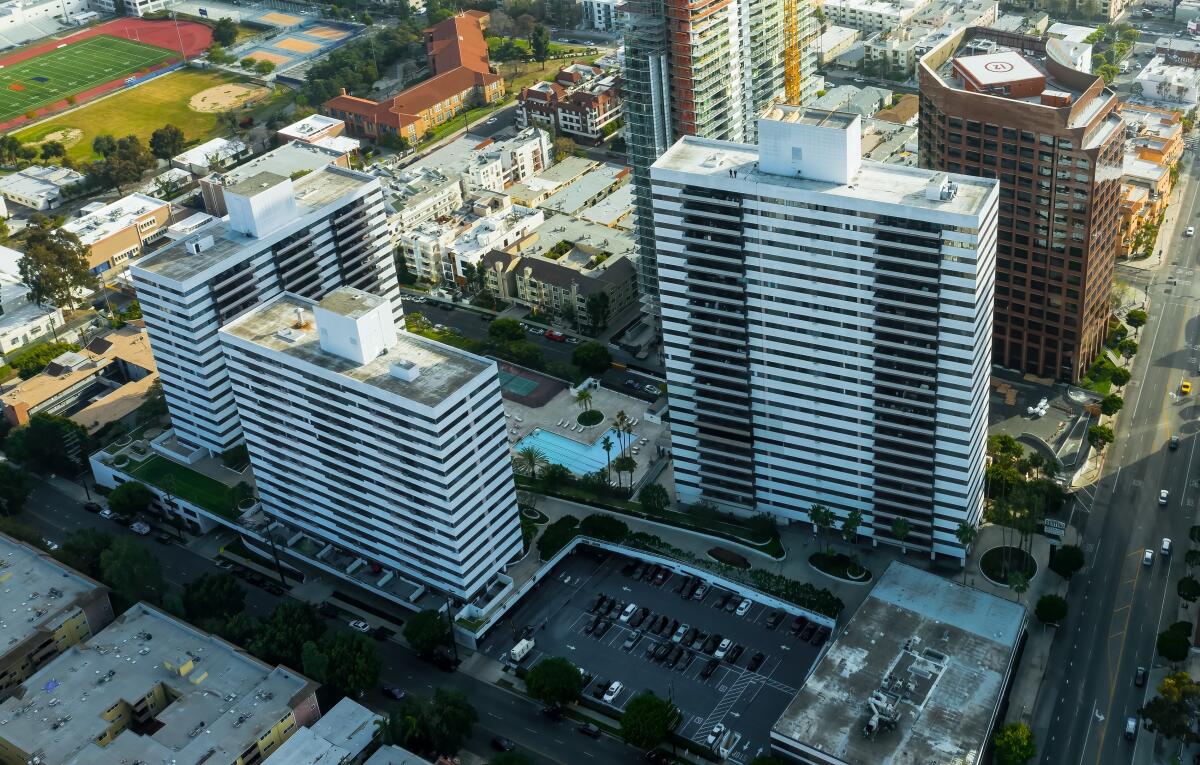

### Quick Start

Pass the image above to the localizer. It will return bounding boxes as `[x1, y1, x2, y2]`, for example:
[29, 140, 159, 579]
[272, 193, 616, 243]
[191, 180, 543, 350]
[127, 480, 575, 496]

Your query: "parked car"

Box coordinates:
[591, 677, 608, 698]
[811, 626, 831, 647]
[714, 591, 732, 610]
[765, 611, 783, 629]
[594, 619, 612, 638]
[681, 626, 698, 646]
[672, 623, 689, 643]
[725, 644, 744, 664]
[544, 329, 566, 342]
[707, 723, 726, 746]
[1134, 667, 1147, 687]
[215, 559, 235, 571]
[577, 722, 601, 738]
[652, 642, 672, 661]
[129, 521, 151, 536]
[541, 705, 565, 721]
[590, 594, 607, 613]
[623, 631, 642, 651]
[700, 658, 720, 679]
[99, 508, 115, 520]
[585, 615, 602, 635]
[747, 652, 765, 672]
[154, 532, 174, 545]
[382, 685, 406, 700]
[491, 737, 515, 752]
[692, 582, 708, 600]
[348, 619, 371, 633]
[799, 622, 817, 642]
[791, 615, 809, 635]
[82, 501, 102, 513]
[630, 607, 649, 629]
[1187, 226, 1195, 237]
[644, 384, 660, 395]
[1171, 435, 1181, 450]
[1160, 489, 1171, 505]
[41, 538, 59, 551]
[654, 567, 669, 585]
[702, 634, 721, 654]
[714, 638, 733, 659]
[603, 681, 623, 702]
[620, 603, 638, 622]
[665, 645, 684, 669]
[644, 750, 671, 764]
[735, 598, 752, 616]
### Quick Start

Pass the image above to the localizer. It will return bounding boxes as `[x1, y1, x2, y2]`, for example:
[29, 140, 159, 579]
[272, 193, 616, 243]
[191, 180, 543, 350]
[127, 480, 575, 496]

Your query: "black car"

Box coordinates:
[382, 685, 406, 700]
[632, 563, 646, 580]
[590, 594, 607, 613]
[154, 532, 174, 545]
[665, 645, 684, 669]
[765, 611, 783, 629]
[699, 658, 720, 679]
[681, 627, 698, 646]
[747, 651, 765, 672]
[725, 644, 744, 664]
[691, 630, 708, 650]
[577, 722, 602, 738]
[702, 634, 722, 654]
[264, 583, 285, 596]
[652, 642, 672, 661]
[1170, 435, 1181, 450]
[791, 615, 809, 635]
[645, 749, 672, 764]
[798, 622, 817, 642]
[654, 568, 669, 586]
[811, 626, 831, 647]
[592, 677, 608, 699]
[594, 619, 612, 638]
[714, 591, 732, 610]
[622, 561, 638, 576]
[491, 737, 515, 752]
[586, 615, 602, 634]
[1134, 666, 1147, 687]
[630, 608, 649, 629]
[542, 705, 565, 721]
[82, 501, 102, 513]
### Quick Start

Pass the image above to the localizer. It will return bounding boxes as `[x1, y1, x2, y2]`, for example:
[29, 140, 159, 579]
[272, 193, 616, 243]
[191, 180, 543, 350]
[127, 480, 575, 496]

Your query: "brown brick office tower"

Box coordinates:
[918, 29, 1123, 382]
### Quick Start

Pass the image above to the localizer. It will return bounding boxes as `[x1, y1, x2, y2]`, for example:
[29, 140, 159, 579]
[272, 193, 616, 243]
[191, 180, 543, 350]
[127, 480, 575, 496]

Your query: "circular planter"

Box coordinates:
[116, 434, 133, 447]
[707, 546, 751, 570]
[521, 507, 549, 523]
[237, 498, 257, 511]
[578, 410, 604, 427]
[112, 454, 129, 468]
[979, 545, 1038, 586]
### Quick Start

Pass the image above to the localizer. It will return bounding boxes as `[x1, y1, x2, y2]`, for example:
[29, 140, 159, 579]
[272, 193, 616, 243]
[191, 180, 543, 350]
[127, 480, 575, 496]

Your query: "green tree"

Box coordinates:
[809, 503, 835, 542]
[1126, 309, 1148, 329]
[428, 688, 478, 754]
[993, 722, 1037, 765]
[571, 341, 612, 375]
[255, 59, 276, 75]
[639, 483, 670, 514]
[361, 11, 374, 24]
[1008, 571, 1029, 603]
[585, 292, 611, 334]
[620, 691, 679, 749]
[530, 24, 550, 69]
[1050, 545, 1085, 580]
[525, 656, 583, 707]
[301, 640, 330, 683]
[1158, 624, 1191, 663]
[404, 609, 450, 656]
[575, 388, 592, 412]
[92, 134, 117, 157]
[1111, 367, 1132, 387]
[4, 413, 88, 474]
[613, 455, 636, 488]
[183, 573, 246, 622]
[213, 16, 238, 47]
[1088, 425, 1115, 451]
[321, 632, 383, 699]
[489, 317, 525, 342]
[18, 219, 94, 308]
[540, 462, 571, 491]
[218, 612, 262, 645]
[1100, 394, 1124, 416]
[515, 446, 549, 481]
[1139, 672, 1200, 743]
[0, 463, 30, 515]
[149, 124, 186, 160]
[1179, 576, 1200, 603]
[100, 538, 165, 606]
[249, 601, 326, 668]
[40, 141, 65, 161]
[1187, 549, 1200, 568]
[601, 434, 614, 478]
[536, 515, 580, 559]
[107, 480, 153, 518]
[57, 528, 114, 578]
[90, 135, 155, 193]
[1035, 594, 1068, 624]
[1118, 338, 1138, 358]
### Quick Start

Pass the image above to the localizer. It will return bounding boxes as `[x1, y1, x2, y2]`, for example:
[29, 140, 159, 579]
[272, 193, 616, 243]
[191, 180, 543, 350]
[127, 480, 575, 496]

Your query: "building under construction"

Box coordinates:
[770, 563, 1027, 764]
[622, 0, 820, 315]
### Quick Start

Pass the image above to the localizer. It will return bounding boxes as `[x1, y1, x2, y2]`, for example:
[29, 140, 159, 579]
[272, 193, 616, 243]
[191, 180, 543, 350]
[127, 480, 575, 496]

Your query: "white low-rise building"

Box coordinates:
[0, 273, 62, 356]
[819, 25, 862, 64]
[0, 165, 84, 210]
[583, 0, 620, 31]
[822, 0, 930, 34]
[406, 127, 553, 194]
[172, 136, 251, 176]
[218, 286, 523, 603]
[400, 196, 544, 283]
[1135, 55, 1200, 107]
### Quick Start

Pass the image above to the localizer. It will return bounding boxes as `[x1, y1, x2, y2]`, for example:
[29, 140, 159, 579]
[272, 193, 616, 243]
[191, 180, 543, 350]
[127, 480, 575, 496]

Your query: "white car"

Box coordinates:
[348, 619, 371, 633]
[714, 638, 732, 659]
[129, 521, 151, 536]
[603, 680, 623, 702]
[707, 723, 726, 746]
[1143, 549, 1155, 566]
[42, 538, 59, 551]
[99, 508, 114, 520]
[486, 117, 498, 125]
[1159, 489, 1170, 505]
[735, 598, 752, 616]
[619, 603, 638, 622]
[1187, 226, 1195, 237]
[671, 623, 689, 643]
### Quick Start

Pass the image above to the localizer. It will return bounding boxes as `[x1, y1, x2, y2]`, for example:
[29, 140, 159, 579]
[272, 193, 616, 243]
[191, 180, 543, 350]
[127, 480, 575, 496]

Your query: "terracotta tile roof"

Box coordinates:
[426, 12, 492, 75]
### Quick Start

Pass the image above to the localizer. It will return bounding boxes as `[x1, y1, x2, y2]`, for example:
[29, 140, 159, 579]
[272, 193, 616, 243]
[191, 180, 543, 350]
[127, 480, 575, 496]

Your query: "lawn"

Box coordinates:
[15, 69, 249, 162]
[130, 453, 240, 519]
[0, 35, 175, 123]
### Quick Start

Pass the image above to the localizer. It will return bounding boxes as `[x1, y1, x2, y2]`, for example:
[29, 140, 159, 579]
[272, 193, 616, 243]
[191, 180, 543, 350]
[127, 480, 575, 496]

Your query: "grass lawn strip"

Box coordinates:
[0, 36, 174, 123]
[130, 454, 237, 519]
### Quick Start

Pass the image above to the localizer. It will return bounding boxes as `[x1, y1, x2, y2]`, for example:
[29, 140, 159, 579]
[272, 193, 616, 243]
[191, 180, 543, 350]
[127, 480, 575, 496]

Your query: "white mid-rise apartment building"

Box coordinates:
[821, 0, 930, 33]
[651, 106, 998, 560]
[218, 287, 522, 601]
[131, 164, 398, 457]
[583, 0, 619, 30]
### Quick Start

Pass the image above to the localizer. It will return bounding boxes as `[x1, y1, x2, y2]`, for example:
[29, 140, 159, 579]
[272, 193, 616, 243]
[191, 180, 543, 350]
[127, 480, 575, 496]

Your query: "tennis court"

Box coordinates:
[498, 367, 539, 396]
[495, 361, 566, 407]
[0, 35, 174, 123]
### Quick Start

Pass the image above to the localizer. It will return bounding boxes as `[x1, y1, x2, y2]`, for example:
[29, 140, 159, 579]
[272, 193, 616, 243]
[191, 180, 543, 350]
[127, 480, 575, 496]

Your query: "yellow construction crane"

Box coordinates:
[783, 0, 801, 103]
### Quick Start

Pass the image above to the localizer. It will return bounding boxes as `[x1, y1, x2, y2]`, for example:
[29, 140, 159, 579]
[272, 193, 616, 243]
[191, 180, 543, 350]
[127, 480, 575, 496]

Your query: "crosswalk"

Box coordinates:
[691, 672, 757, 742]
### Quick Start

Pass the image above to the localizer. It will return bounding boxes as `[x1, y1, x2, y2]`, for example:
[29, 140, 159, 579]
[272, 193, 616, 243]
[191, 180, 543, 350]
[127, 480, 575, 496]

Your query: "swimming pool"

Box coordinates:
[514, 427, 634, 476]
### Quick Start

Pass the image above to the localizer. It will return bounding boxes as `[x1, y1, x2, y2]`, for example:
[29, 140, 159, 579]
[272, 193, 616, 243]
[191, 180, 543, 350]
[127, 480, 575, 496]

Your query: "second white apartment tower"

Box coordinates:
[651, 107, 998, 560]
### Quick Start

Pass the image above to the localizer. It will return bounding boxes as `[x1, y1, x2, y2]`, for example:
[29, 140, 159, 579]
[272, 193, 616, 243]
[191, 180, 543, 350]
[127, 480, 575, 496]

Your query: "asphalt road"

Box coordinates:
[1033, 150, 1200, 765]
[22, 481, 638, 765]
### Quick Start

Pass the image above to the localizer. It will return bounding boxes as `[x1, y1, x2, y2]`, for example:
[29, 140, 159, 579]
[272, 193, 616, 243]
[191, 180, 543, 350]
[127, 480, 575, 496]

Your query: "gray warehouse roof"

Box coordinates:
[771, 562, 1026, 765]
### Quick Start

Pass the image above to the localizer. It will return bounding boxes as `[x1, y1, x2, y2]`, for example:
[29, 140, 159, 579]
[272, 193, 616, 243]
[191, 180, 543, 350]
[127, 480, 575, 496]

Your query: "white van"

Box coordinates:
[1162, 538, 1172, 556]
[1120, 61, 1130, 74]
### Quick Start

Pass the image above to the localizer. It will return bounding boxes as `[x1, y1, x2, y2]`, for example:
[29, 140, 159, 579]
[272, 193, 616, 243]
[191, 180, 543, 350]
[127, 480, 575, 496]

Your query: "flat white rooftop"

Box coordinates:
[0, 534, 104, 658]
[0, 603, 315, 765]
[62, 193, 167, 246]
[955, 49, 1044, 87]
[279, 113, 345, 140]
[771, 563, 1026, 765]
[221, 292, 492, 406]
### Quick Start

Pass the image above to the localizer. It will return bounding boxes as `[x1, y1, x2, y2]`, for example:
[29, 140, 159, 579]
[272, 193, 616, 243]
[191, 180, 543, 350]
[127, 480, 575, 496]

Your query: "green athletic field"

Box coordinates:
[0, 35, 176, 124]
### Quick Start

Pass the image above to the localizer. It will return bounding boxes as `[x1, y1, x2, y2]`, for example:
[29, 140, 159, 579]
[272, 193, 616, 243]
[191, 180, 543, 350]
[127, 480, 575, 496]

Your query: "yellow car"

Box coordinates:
[1183, 381, 1193, 395]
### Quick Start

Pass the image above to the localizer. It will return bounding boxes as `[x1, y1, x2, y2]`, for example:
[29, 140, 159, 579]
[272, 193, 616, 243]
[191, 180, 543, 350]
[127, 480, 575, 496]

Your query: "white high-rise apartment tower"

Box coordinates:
[132, 162, 398, 457]
[651, 107, 998, 560]
[218, 287, 522, 601]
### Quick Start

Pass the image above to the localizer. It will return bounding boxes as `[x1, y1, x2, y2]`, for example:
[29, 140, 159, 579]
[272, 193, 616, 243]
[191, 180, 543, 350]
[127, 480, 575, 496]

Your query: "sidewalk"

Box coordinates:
[1120, 147, 1196, 274]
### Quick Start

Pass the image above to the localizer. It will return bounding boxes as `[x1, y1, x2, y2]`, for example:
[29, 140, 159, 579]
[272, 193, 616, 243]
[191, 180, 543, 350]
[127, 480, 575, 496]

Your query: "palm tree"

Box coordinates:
[575, 389, 592, 412]
[514, 446, 548, 481]
[891, 517, 911, 555]
[841, 509, 864, 574]
[955, 522, 977, 582]
[601, 434, 613, 479]
[614, 410, 632, 453]
[1008, 571, 1029, 603]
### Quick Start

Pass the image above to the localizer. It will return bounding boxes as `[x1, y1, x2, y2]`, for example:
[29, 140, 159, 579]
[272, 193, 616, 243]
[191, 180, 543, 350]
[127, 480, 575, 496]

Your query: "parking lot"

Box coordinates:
[479, 547, 830, 763]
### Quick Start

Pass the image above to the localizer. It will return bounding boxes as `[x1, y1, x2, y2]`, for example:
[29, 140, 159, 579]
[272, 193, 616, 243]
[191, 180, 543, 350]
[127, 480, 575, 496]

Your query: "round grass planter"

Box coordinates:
[578, 410, 603, 426]
[979, 545, 1037, 586]
[707, 546, 751, 569]
[809, 552, 872, 583]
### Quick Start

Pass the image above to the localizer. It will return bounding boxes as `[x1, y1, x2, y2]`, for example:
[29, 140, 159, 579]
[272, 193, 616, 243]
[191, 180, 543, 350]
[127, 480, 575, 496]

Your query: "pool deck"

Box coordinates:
[503, 383, 667, 486]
